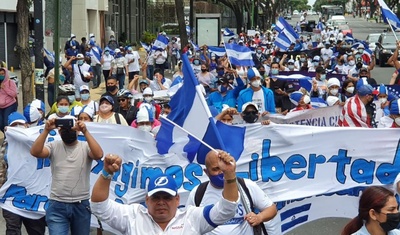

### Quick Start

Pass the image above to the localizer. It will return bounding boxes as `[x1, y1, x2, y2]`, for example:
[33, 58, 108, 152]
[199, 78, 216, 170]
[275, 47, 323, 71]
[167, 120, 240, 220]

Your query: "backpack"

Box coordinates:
[194, 178, 268, 235]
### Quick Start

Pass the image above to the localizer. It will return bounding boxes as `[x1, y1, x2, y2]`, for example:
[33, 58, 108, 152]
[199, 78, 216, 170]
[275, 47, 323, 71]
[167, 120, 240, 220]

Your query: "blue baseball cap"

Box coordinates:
[8, 112, 27, 126]
[358, 84, 379, 96]
[147, 174, 178, 196]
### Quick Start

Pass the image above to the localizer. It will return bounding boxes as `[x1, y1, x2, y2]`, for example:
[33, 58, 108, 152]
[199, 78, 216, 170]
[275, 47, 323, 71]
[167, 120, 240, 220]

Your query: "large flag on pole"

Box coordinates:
[275, 16, 300, 43]
[225, 43, 255, 67]
[152, 35, 169, 50]
[378, 0, 400, 30]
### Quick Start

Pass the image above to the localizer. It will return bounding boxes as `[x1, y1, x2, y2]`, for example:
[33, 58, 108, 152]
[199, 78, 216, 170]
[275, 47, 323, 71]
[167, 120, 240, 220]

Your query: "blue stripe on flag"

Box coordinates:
[378, 0, 400, 29]
[280, 203, 311, 232]
[208, 46, 226, 57]
[275, 17, 299, 43]
[152, 35, 169, 50]
[224, 28, 235, 36]
[225, 43, 255, 67]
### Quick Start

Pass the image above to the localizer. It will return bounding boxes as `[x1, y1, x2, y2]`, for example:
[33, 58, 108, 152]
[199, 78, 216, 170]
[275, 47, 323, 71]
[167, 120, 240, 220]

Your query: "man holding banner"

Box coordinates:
[91, 151, 240, 234]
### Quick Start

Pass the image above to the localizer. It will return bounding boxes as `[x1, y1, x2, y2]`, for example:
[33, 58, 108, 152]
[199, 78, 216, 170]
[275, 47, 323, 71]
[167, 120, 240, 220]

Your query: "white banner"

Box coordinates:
[1, 123, 399, 234]
[268, 106, 341, 127]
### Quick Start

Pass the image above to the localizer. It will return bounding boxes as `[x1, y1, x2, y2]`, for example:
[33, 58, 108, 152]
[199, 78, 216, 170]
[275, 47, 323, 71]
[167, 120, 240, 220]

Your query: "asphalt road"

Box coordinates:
[1, 14, 394, 235]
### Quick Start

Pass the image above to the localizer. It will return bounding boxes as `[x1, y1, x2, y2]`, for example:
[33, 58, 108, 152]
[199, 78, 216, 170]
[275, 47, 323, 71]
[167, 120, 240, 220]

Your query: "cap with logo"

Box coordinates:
[147, 173, 178, 196]
[80, 85, 90, 92]
[100, 95, 115, 106]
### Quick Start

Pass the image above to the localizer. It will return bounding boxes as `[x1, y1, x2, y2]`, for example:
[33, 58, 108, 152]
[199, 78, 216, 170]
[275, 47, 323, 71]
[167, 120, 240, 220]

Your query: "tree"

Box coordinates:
[16, 0, 33, 108]
[175, 0, 189, 50]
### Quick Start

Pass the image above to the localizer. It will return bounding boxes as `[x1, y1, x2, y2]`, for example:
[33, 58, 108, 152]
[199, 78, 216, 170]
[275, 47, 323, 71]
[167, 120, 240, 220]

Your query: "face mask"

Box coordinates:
[259, 71, 265, 76]
[217, 70, 224, 76]
[138, 125, 152, 132]
[0, 75, 4, 81]
[303, 95, 311, 104]
[395, 117, 400, 126]
[218, 85, 228, 93]
[77, 60, 84, 66]
[144, 97, 153, 102]
[172, 40, 176, 43]
[346, 87, 355, 94]
[313, 62, 319, 67]
[358, 49, 364, 54]
[348, 60, 355, 66]
[193, 60, 200, 65]
[330, 89, 339, 95]
[68, 95, 75, 103]
[58, 105, 69, 114]
[195, 53, 200, 57]
[251, 80, 261, 88]
[106, 85, 117, 92]
[105, 51, 110, 56]
[271, 69, 279, 75]
[320, 74, 326, 80]
[379, 98, 387, 104]
[211, 57, 216, 60]
[209, 173, 224, 188]
[60, 129, 77, 145]
[242, 111, 259, 123]
[288, 65, 295, 70]
[380, 212, 400, 232]
[300, 58, 306, 62]
[81, 93, 90, 101]
[257, 50, 262, 54]
[201, 69, 207, 73]
[99, 103, 112, 113]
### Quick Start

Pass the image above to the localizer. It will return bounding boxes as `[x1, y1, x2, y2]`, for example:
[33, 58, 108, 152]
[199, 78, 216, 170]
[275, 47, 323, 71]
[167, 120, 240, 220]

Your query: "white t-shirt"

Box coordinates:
[320, 48, 333, 62]
[186, 179, 277, 235]
[73, 63, 92, 89]
[150, 78, 172, 91]
[102, 54, 113, 70]
[252, 89, 265, 113]
[125, 51, 140, 72]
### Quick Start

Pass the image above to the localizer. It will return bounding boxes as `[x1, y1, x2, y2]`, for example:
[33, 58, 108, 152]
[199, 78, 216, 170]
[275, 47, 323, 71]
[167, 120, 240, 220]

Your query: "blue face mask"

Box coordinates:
[105, 51, 110, 56]
[271, 69, 279, 75]
[58, 105, 69, 114]
[77, 60, 84, 66]
[68, 95, 75, 103]
[0, 75, 4, 81]
[209, 173, 224, 188]
[218, 85, 228, 93]
[193, 60, 200, 65]
[81, 93, 90, 101]
[320, 74, 326, 80]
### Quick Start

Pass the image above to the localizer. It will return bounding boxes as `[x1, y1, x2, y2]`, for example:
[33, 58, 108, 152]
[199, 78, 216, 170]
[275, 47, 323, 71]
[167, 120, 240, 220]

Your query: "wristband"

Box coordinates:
[225, 177, 237, 184]
[101, 169, 113, 180]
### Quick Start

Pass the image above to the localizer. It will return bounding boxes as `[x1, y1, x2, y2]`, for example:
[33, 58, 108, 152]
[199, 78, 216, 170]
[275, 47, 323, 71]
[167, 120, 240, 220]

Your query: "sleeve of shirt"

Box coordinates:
[44, 142, 53, 159]
[91, 199, 138, 233]
[265, 89, 276, 113]
[162, 79, 172, 89]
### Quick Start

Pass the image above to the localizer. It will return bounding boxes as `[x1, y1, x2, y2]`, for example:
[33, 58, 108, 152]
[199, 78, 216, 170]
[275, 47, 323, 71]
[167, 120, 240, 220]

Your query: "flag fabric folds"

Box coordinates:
[223, 27, 235, 36]
[156, 53, 244, 164]
[225, 43, 255, 67]
[275, 17, 300, 43]
[140, 41, 150, 52]
[208, 46, 227, 57]
[152, 35, 169, 50]
[378, 0, 400, 30]
[44, 48, 55, 65]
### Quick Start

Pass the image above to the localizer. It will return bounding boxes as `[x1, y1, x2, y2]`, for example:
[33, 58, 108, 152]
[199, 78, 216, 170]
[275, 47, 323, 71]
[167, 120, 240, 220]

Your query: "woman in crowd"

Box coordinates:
[0, 68, 17, 133]
[342, 78, 356, 100]
[47, 96, 71, 120]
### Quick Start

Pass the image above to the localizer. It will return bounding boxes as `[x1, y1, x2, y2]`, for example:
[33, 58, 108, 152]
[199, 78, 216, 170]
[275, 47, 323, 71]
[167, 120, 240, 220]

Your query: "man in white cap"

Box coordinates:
[237, 67, 275, 114]
[91, 151, 239, 234]
[64, 54, 94, 99]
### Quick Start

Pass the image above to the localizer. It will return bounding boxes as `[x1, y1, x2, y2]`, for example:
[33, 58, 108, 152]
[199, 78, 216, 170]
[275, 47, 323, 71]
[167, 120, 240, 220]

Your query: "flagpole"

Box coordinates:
[388, 23, 399, 41]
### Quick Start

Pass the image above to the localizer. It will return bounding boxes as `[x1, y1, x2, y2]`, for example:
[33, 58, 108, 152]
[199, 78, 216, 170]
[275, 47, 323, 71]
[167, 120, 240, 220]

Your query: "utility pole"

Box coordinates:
[34, 0, 44, 101]
[189, 0, 194, 39]
[54, 0, 61, 99]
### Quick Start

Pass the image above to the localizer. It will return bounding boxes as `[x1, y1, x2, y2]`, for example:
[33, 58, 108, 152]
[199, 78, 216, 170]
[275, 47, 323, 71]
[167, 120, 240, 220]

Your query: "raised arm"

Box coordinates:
[30, 119, 55, 158]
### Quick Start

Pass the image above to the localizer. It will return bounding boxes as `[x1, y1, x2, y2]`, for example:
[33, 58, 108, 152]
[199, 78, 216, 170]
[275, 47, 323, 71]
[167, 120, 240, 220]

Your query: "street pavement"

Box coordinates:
[1, 14, 396, 234]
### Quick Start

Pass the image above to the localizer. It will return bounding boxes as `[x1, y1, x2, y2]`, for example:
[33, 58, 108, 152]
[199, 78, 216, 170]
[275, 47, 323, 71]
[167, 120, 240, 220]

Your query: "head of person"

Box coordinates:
[359, 67, 369, 79]
[161, 103, 171, 117]
[70, 106, 83, 118]
[56, 96, 71, 115]
[247, 68, 262, 89]
[347, 55, 355, 66]
[7, 112, 28, 129]
[326, 96, 340, 106]
[342, 186, 399, 234]
[117, 89, 133, 109]
[142, 87, 154, 103]
[312, 56, 321, 67]
[357, 44, 365, 54]
[193, 57, 201, 66]
[241, 102, 259, 124]
[389, 99, 400, 127]
[114, 48, 122, 57]
[342, 79, 355, 95]
[200, 64, 209, 73]
[57, 115, 78, 145]
[290, 91, 311, 107]
[30, 99, 45, 119]
[154, 69, 164, 81]
[145, 173, 179, 225]
[136, 103, 154, 132]
[316, 66, 326, 81]
[270, 62, 280, 76]
[0, 67, 8, 82]
[76, 53, 85, 66]
[299, 53, 307, 63]
[324, 41, 330, 49]
[287, 59, 295, 71]
[377, 84, 389, 105]
[99, 95, 114, 114]
[23, 104, 42, 126]
[106, 77, 119, 93]
[357, 84, 379, 105]
[204, 150, 225, 188]
[104, 47, 110, 56]
[216, 77, 231, 94]
[138, 78, 149, 93]
[58, 84, 76, 103]
[219, 105, 234, 125]
[327, 78, 341, 96]
[78, 105, 95, 122]
[79, 85, 91, 101]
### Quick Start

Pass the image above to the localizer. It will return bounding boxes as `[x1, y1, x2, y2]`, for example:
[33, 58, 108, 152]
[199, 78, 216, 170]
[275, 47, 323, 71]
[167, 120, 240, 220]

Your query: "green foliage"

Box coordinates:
[290, 0, 310, 11]
[141, 31, 157, 44]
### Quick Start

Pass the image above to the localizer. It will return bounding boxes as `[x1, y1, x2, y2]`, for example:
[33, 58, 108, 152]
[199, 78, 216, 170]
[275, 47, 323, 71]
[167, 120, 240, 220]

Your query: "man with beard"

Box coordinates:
[30, 116, 103, 234]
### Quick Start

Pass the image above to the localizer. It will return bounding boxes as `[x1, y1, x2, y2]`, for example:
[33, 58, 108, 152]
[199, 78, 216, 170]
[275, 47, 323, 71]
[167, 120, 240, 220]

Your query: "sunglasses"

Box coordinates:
[118, 99, 126, 102]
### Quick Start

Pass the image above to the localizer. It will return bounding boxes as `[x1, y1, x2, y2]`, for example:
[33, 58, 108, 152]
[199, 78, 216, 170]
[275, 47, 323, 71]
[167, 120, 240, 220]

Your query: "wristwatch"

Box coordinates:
[101, 169, 113, 180]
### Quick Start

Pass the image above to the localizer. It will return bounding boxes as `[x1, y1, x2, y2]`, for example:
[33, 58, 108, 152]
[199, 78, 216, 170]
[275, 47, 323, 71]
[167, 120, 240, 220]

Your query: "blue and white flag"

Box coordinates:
[208, 46, 226, 57]
[156, 53, 245, 164]
[223, 27, 235, 36]
[316, 22, 325, 31]
[274, 33, 292, 51]
[190, 40, 200, 51]
[186, 26, 191, 35]
[225, 43, 255, 67]
[345, 33, 354, 43]
[44, 48, 55, 65]
[140, 41, 150, 52]
[378, 0, 400, 30]
[152, 35, 169, 50]
[275, 17, 300, 43]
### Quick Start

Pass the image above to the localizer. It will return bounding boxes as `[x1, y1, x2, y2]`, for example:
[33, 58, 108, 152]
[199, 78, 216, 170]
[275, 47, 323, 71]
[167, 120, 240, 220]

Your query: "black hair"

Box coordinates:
[154, 68, 164, 77]
[56, 95, 70, 105]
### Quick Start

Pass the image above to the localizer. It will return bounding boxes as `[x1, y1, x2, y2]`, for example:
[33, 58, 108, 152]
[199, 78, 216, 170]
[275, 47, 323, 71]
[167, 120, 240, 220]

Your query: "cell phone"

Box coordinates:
[55, 119, 75, 128]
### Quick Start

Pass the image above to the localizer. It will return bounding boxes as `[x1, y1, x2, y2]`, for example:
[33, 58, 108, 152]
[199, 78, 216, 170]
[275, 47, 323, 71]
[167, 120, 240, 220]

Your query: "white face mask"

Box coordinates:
[379, 98, 387, 104]
[138, 125, 152, 132]
[251, 80, 261, 88]
[346, 87, 355, 94]
[303, 95, 311, 104]
[144, 97, 153, 102]
[395, 117, 400, 126]
[99, 104, 112, 113]
[330, 89, 339, 96]
[348, 60, 355, 66]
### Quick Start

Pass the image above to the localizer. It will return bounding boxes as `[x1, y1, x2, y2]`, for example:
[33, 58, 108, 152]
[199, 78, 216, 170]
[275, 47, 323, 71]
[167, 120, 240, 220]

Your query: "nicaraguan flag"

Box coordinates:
[152, 35, 169, 50]
[186, 26, 191, 35]
[208, 46, 226, 57]
[345, 33, 354, 43]
[140, 41, 150, 52]
[275, 17, 300, 43]
[378, 0, 400, 30]
[274, 33, 292, 51]
[156, 53, 245, 164]
[44, 48, 55, 65]
[223, 27, 235, 36]
[225, 43, 255, 67]
[190, 40, 200, 51]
